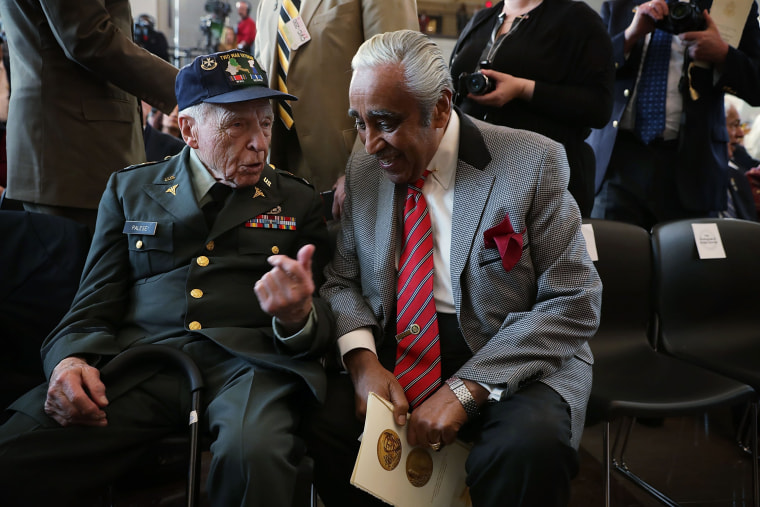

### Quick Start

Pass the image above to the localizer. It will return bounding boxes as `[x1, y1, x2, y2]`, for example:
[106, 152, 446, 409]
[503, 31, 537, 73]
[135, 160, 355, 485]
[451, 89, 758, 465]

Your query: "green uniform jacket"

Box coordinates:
[10, 147, 334, 419]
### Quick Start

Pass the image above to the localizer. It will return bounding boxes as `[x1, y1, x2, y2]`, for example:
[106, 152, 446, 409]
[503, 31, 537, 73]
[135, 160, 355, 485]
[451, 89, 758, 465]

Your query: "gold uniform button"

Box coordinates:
[189, 321, 202, 331]
[190, 289, 204, 299]
[135, 240, 144, 249]
[197, 256, 209, 267]
[271, 246, 280, 254]
[206, 241, 215, 251]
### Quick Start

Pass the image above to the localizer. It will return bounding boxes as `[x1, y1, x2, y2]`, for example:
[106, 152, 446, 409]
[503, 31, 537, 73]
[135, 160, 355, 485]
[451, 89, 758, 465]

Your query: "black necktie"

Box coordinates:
[202, 182, 232, 228]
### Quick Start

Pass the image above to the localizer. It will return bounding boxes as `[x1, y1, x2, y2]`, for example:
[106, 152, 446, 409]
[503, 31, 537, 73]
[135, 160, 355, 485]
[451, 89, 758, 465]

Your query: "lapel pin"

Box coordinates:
[253, 187, 265, 199]
[166, 184, 178, 196]
[164, 175, 176, 181]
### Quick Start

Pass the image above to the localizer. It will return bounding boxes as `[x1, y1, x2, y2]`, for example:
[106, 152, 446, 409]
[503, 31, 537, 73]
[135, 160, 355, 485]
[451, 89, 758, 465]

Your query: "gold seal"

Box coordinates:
[376, 429, 402, 471]
[406, 447, 433, 487]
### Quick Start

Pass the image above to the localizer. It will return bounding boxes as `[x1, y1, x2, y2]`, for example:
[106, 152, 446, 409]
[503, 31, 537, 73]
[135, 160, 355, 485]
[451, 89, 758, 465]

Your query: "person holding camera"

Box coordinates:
[449, 0, 614, 217]
[587, 0, 760, 229]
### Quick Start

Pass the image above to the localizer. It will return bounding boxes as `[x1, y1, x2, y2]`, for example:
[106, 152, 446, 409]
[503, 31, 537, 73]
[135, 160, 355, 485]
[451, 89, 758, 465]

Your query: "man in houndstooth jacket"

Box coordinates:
[302, 30, 602, 507]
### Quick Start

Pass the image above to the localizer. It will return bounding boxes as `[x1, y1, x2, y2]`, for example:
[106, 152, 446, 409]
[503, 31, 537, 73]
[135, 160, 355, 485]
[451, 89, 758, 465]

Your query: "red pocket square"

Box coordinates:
[483, 215, 525, 272]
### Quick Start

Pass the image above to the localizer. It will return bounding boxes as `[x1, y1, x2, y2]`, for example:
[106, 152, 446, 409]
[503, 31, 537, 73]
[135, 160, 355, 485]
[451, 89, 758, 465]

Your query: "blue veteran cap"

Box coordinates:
[176, 49, 297, 110]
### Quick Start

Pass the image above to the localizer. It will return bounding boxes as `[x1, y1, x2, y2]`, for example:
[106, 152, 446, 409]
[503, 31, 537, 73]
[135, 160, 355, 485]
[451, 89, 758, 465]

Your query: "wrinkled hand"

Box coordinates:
[344, 348, 409, 426]
[625, 0, 667, 50]
[406, 387, 467, 449]
[331, 175, 346, 221]
[254, 244, 315, 334]
[45, 356, 108, 427]
[679, 12, 728, 65]
[466, 69, 533, 107]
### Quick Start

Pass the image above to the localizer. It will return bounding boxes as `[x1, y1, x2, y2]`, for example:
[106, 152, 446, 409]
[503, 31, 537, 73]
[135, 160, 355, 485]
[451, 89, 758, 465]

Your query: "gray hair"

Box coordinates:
[179, 102, 217, 123]
[351, 29, 453, 125]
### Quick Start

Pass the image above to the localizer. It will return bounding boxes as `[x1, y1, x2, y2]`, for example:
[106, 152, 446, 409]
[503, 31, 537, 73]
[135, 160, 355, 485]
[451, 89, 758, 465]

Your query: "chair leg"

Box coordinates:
[612, 417, 680, 507]
[603, 421, 611, 507]
[751, 402, 758, 507]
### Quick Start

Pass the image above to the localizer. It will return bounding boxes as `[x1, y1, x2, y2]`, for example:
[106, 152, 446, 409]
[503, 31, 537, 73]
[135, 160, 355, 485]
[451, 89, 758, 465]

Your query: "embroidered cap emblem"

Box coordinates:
[201, 57, 217, 71]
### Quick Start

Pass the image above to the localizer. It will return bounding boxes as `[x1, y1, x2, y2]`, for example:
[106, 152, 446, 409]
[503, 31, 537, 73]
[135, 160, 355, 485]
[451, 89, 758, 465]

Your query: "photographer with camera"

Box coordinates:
[133, 14, 169, 62]
[449, 0, 614, 217]
[588, 0, 760, 229]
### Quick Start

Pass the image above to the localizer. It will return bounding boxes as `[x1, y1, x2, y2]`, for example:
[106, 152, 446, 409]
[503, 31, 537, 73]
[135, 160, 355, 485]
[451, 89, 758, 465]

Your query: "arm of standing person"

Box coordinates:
[39, 0, 177, 113]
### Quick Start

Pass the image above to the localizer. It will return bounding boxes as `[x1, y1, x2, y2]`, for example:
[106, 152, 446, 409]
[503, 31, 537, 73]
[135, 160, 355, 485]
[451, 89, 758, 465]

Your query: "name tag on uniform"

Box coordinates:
[245, 214, 296, 230]
[123, 221, 158, 235]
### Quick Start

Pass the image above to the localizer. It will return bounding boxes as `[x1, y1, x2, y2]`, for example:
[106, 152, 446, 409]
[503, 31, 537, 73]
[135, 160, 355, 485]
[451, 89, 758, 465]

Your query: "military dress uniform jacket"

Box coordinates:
[0, 0, 178, 209]
[322, 113, 602, 449]
[9, 146, 335, 420]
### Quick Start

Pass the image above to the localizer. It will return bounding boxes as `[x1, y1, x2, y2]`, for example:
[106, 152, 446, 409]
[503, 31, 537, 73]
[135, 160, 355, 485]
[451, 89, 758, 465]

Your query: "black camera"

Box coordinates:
[458, 60, 496, 96]
[204, 0, 231, 18]
[460, 72, 495, 95]
[655, 0, 706, 34]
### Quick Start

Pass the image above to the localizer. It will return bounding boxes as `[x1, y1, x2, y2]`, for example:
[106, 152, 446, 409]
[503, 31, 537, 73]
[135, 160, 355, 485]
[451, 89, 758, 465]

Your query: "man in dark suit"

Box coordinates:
[0, 0, 178, 234]
[0, 50, 334, 507]
[303, 30, 601, 507]
[587, 0, 760, 230]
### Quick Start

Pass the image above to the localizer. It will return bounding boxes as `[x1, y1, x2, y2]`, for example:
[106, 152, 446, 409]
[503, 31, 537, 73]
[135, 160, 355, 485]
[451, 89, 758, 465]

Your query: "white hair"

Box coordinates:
[351, 29, 453, 125]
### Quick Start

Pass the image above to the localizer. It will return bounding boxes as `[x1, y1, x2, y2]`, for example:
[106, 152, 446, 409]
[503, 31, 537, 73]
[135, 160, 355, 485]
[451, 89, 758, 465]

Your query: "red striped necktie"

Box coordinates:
[394, 170, 442, 408]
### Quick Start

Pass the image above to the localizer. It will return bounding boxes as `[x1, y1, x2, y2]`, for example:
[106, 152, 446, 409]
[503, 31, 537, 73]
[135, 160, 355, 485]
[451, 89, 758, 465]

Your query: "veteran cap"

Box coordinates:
[176, 49, 297, 111]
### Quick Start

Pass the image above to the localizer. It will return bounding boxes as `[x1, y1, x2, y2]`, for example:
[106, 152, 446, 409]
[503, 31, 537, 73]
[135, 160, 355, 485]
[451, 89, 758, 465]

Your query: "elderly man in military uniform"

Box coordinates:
[0, 49, 334, 507]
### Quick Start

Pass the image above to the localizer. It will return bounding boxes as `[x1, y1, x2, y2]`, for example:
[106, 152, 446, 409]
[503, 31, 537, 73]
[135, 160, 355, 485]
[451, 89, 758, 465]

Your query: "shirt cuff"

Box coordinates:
[337, 327, 377, 364]
[272, 304, 316, 350]
[476, 381, 508, 402]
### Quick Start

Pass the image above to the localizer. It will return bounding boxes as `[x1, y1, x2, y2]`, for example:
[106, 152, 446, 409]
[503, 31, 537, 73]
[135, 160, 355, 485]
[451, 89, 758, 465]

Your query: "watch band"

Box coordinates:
[445, 376, 480, 419]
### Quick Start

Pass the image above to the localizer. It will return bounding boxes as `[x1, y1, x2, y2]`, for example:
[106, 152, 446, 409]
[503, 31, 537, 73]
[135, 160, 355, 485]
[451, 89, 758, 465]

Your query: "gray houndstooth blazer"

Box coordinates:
[321, 112, 601, 449]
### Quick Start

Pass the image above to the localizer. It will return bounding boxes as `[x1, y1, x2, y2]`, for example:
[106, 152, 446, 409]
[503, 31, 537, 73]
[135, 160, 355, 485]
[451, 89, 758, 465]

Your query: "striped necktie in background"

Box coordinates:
[277, 0, 300, 129]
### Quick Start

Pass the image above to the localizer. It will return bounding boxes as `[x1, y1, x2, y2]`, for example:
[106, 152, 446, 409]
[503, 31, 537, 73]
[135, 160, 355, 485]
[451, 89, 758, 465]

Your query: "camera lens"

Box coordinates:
[670, 2, 691, 19]
[466, 73, 491, 95]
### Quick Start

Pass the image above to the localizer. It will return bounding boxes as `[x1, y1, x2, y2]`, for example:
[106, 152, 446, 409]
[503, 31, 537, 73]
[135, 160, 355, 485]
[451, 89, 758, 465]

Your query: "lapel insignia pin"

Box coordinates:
[164, 175, 176, 181]
[253, 187, 265, 199]
[263, 177, 272, 187]
[166, 184, 178, 196]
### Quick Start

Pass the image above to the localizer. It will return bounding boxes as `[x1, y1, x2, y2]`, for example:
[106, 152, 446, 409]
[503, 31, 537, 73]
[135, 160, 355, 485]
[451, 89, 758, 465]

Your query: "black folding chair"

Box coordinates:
[652, 218, 760, 505]
[583, 218, 757, 507]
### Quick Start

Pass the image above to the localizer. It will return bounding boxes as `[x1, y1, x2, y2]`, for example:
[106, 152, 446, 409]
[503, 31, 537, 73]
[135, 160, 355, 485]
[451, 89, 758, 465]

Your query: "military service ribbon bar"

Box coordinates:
[245, 214, 296, 230]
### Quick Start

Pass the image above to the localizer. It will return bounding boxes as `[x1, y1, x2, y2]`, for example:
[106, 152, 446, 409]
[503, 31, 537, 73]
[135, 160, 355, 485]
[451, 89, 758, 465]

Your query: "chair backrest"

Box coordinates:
[583, 219, 654, 353]
[652, 218, 760, 358]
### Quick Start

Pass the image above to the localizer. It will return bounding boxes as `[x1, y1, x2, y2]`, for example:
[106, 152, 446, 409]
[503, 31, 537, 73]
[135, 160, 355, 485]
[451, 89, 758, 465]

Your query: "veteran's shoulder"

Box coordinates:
[118, 159, 166, 174]
[273, 166, 315, 189]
